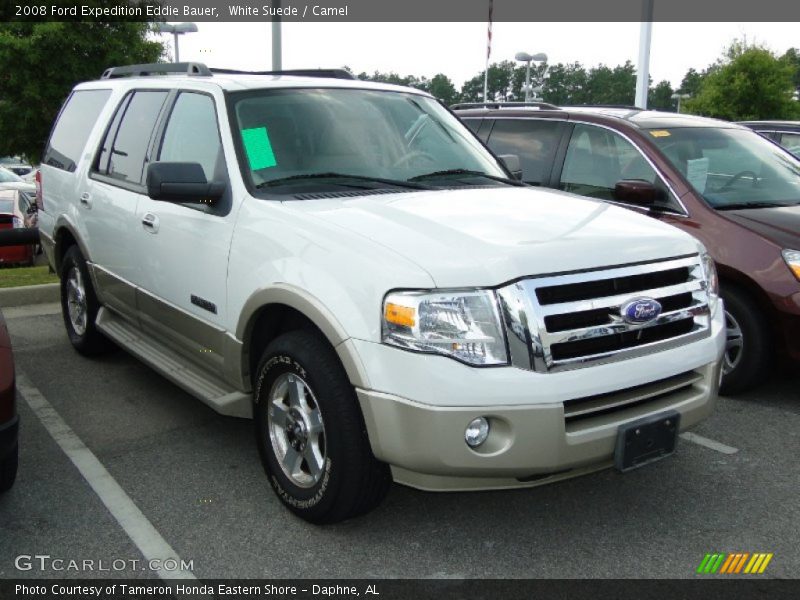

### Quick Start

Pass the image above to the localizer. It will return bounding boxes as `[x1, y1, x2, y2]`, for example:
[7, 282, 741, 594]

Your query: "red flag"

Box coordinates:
[487, 0, 493, 60]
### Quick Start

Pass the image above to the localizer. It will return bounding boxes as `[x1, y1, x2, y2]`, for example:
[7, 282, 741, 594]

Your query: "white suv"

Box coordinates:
[37, 63, 725, 523]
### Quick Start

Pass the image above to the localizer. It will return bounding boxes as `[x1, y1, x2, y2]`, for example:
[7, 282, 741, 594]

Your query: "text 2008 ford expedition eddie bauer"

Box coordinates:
[36, 63, 725, 523]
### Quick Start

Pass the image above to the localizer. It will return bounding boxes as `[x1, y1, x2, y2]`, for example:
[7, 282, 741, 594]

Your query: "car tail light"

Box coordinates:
[35, 170, 43, 211]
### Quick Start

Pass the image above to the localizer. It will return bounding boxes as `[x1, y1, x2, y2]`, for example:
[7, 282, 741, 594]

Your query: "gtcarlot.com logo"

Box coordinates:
[15, 555, 194, 573]
[697, 552, 773, 575]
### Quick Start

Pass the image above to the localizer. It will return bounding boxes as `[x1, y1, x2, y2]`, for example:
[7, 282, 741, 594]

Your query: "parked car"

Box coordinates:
[0, 310, 19, 493]
[738, 121, 800, 158]
[454, 104, 800, 394]
[0, 188, 36, 266]
[0, 156, 34, 179]
[38, 63, 724, 523]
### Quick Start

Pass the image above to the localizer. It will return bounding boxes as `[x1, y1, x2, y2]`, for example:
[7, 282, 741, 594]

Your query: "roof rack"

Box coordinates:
[210, 68, 356, 80]
[450, 101, 560, 111]
[570, 104, 644, 110]
[101, 62, 212, 79]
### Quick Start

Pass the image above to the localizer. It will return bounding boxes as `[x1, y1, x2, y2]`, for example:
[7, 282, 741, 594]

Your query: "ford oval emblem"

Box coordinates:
[621, 298, 662, 324]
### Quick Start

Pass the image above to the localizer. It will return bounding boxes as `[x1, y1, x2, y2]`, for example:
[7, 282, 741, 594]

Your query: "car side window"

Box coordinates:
[486, 119, 562, 186]
[158, 92, 223, 181]
[44, 89, 111, 172]
[559, 123, 670, 204]
[780, 132, 800, 155]
[95, 90, 169, 185]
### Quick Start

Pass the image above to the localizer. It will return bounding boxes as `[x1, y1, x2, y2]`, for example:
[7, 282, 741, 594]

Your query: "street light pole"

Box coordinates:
[272, 0, 282, 70]
[154, 22, 198, 63]
[515, 52, 548, 103]
[634, 0, 654, 109]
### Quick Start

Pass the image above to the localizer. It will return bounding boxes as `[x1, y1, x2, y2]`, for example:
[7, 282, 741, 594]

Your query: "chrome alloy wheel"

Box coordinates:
[267, 373, 326, 488]
[66, 266, 88, 336]
[723, 309, 744, 375]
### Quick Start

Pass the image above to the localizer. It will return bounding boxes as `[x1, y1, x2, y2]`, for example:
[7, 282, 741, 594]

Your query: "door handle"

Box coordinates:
[141, 213, 160, 233]
[79, 192, 92, 209]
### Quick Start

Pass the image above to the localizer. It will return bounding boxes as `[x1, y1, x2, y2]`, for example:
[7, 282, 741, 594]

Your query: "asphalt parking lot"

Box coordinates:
[1, 302, 798, 580]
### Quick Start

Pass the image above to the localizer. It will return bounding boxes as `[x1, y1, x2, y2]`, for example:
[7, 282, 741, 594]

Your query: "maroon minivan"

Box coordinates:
[455, 104, 800, 394]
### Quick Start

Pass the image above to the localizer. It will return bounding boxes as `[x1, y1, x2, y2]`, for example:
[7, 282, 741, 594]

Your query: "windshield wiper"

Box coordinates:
[408, 169, 524, 186]
[715, 201, 794, 211]
[256, 172, 433, 190]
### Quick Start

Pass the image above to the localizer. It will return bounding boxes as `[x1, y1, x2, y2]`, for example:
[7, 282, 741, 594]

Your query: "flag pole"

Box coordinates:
[484, 0, 493, 102]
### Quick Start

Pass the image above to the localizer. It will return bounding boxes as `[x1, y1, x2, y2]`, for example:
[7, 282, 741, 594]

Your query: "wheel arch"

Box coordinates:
[53, 218, 91, 275]
[236, 285, 371, 392]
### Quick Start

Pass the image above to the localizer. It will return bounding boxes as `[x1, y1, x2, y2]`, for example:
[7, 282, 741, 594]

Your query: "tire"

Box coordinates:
[253, 330, 391, 524]
[60, 246, 112, 355]
[0, 444, 18, 493]
[719, 286, 771, 395]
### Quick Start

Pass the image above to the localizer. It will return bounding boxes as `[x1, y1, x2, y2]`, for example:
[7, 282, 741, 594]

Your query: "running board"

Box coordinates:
[96, 308, 252, 419]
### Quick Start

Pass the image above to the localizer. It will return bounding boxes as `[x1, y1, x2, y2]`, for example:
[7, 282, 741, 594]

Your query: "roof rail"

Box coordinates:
[100, 62, 212, 79]
[450, 101, 560, 111]
[210, 68, 356, 80]
[570, 104, 644, 110]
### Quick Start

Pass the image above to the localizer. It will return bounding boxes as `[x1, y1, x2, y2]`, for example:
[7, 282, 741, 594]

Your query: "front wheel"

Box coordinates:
[253, 330, 390, 524]
[719, 286, 771, 395]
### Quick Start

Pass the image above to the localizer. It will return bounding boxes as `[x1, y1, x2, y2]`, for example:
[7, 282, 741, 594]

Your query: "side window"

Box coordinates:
[462, 118, 482, 134]
[95, 90, 168, 185]
[559, 123, 668, 203]
[158, 92, 223, 180]
[779, 132, 800, 155]
[44, 89, 111, 172]
[487, 119, 562, 186]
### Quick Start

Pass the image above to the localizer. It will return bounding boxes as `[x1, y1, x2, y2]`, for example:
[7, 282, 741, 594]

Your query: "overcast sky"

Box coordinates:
[160, 22, 799, 89]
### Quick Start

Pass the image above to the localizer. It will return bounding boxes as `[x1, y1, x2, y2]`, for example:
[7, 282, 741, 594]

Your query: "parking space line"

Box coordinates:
[680, 431, 739, 455]
[16, 373, 197, 581]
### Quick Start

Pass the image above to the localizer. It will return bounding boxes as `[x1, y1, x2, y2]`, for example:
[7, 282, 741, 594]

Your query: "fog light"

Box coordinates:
[465, 417, 490, 448]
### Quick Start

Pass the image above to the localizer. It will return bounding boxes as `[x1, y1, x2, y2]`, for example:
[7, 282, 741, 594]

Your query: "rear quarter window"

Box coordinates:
[44, 89, 112, 172]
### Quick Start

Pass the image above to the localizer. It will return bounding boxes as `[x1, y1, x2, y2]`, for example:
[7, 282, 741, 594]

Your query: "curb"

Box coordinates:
[0, 283, 60, 308]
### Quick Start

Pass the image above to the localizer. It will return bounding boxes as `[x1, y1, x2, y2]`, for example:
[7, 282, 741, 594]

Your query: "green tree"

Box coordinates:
[541, 62, 588, 105]
[428, 73, 458, 106]
[460, 61, 517, 102]
[677, 68, 705, 96]
[0, 22, 164, 163]
[685, 44, 800, 120]
[584, 61, 637, 106]
[780, 48, 800, 96]
[648, 80, 674, 111]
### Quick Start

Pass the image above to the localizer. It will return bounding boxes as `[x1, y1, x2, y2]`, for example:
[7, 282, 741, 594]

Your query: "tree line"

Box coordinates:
[354, 41, 800, 120]
[1, 22, 798, 164]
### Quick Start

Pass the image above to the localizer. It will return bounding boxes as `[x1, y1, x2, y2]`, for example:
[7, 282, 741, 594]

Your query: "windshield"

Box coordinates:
[0, 167, 23, 183]
[650, 127, 800, 209]
[228, 88, 508, 194]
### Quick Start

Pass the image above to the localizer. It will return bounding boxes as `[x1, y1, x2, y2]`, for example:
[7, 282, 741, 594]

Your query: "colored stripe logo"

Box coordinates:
[697, 553, 773, 574]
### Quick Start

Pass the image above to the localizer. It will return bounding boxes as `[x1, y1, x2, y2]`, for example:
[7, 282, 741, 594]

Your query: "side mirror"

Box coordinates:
[146, 162, 225, 203]
[498, 154, 523, 180]
[613, 179, 659, 206]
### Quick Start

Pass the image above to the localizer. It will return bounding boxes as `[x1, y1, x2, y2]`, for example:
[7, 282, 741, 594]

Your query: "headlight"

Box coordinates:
[783, 249, 800, 281]
[12, 216, 22, 229]
[701, 253, 719, 311]
[382, 290, 508, 366]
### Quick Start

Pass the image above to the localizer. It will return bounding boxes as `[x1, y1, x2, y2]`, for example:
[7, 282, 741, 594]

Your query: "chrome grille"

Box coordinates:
[497, 255, 712, 372]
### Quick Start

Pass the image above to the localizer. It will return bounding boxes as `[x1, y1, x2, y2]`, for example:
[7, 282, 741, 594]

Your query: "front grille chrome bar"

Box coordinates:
[497, 254, 712, 373]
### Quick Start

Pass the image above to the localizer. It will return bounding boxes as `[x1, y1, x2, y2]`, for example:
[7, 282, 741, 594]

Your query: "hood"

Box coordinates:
[723, 205, 800, 251]
[290, 187, 700, 287]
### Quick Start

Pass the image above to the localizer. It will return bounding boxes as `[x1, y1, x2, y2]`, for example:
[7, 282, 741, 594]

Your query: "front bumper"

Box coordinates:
[354, 304, 725, 491]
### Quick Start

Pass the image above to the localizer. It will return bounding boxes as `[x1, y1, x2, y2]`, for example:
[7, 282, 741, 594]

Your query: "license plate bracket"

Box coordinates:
[614, 410, 680, 472]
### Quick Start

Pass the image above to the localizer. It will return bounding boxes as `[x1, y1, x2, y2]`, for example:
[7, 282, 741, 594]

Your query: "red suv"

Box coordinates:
[454, 104, 800, 394]
[0, 310, 18, 493]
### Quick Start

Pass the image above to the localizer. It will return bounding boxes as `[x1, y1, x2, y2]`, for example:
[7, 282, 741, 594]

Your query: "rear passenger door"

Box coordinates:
[484, 119, 566, 186]
[132, 90, 234, 367]
[86, 89, 170, 320]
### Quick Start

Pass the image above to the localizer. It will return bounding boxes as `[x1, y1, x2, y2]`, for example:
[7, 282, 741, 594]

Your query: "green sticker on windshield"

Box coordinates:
[241, 126, 277, 170]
